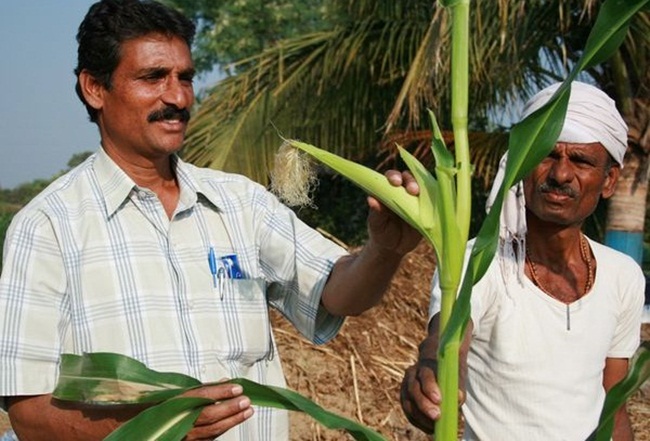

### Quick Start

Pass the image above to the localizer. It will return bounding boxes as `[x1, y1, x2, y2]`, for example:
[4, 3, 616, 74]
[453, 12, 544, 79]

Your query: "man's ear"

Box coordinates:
[78, 70, 105, 111]
[601, 164, 620, 199]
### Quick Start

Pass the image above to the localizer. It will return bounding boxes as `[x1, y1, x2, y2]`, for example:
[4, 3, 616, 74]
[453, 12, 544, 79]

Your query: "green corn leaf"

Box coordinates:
[438, 84, 569, 348]
[577, 0, 650, 71]
[425, 109, 459, 266]
[53, 353, 200, 404]
[587, 341, 650, 441]
[501, 0, 649, 194]
[427, 110, 455, 170]
[54, 352, 388, 441]
[397, 146, 443, 252]
[502, 85, 570, 191]
[104, 397, 211, 441]
[229, 378, 386, 441]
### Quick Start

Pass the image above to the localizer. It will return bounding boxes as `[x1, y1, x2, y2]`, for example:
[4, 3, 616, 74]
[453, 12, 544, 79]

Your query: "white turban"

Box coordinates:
[486, 81, 628, 291]
[521, 81, 628, 165]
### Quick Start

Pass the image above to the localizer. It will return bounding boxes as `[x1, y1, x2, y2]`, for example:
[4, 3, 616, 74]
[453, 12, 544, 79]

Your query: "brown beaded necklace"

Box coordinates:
[525, 235, 594, 330]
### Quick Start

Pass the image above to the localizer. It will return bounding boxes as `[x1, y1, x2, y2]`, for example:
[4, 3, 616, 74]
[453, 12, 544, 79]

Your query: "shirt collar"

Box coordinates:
[174, 155, 224, 212]
[92, 148, 137, 217]
[92, 148, 222, 217]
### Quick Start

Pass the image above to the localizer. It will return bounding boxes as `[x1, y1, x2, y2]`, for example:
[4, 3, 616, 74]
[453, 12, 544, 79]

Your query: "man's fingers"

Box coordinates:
[179, 383, 254, 440]
[384, 170, 419, 195]
[186, 396, 254, 440]
[368, 169, 420, 212]
[400, 395, 436, 434]
[415, 359, 441, 404]
[384, 169, 405, 186]
[192, 395, 252, 426]
[366, 195, 383, 213]
[401, 171, 419, 196]
[183, 383, 245, 401]
[400, 365, 441, 433]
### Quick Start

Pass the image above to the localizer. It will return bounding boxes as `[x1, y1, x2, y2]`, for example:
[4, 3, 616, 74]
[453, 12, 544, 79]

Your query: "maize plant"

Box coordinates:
[274, 0, 650, 440]
[52, 0, 650, 440]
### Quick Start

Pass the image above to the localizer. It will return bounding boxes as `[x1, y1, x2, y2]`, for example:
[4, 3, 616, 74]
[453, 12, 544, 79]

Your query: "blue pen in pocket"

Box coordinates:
[208, 247, 218, 288]
[208, 248, 244, 299]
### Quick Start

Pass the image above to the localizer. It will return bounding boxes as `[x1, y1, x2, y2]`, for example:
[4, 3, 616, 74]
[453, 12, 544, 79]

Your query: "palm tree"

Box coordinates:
[602, 46, 650, 263]
[180, 0, 650, 259]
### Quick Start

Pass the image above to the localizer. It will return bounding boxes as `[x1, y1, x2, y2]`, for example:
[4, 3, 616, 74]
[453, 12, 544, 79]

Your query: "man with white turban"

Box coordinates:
[400, 81, 645, 441]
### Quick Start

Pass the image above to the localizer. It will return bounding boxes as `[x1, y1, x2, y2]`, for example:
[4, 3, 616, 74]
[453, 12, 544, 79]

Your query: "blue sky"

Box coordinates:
[0, 1, 219, 189]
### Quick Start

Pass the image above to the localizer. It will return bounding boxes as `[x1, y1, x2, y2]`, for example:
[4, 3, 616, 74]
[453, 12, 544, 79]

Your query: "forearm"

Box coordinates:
[612, 406, 634, 441]
[603, 358, 634, 441]
[421, 314, 471, 393]
[415, 316, 440, 365]
[320, 240, 405, 316]
[8, 394, 145, 441]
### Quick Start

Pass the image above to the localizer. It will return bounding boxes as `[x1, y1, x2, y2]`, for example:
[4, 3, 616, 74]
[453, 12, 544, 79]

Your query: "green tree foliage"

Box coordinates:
[66, 151, 93, 169]
[161, 0, 335, 73]
[0, 211, 14, 270]
[0, 180, 50, 207]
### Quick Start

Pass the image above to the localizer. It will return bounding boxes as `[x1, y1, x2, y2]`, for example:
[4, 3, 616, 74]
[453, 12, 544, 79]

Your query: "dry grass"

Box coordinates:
[0, 241, 648, 440]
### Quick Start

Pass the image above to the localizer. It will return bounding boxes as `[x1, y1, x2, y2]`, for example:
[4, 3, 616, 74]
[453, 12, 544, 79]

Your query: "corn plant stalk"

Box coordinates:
[435, 1, 470, 439]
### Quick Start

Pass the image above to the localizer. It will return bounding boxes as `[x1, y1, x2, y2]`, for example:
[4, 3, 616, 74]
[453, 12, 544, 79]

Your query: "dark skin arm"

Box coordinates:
[399, 313, 472, 433]
[321, 171, 422, 316]
[8, 383, 253, 441]
[604, 357, 634, 441]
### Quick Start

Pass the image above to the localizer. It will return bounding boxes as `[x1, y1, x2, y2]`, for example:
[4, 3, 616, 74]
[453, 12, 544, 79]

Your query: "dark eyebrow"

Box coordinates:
[179, 67, 196, 79]
[137, 67, 195, 79]
[137, 67, 170, 77]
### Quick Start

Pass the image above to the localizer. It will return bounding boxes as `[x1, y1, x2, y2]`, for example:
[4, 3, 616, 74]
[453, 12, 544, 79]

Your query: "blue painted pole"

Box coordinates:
[604, 230, 644, 264]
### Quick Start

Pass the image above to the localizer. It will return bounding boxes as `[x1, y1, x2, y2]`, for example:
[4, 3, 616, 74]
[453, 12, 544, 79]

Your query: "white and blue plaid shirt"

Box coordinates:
[0, 148, 347, 440]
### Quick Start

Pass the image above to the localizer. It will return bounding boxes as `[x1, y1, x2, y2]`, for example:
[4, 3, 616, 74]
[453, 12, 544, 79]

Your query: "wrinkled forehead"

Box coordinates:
[550, 141, 609, 157]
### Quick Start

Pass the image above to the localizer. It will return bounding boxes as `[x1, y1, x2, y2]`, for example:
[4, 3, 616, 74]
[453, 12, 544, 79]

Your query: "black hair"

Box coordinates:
[74, 0, 196, 123]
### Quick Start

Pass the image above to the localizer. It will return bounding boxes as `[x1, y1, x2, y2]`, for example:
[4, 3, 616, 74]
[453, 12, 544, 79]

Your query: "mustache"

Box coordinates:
[539, 181, 578, 198]
[147, 106, 191, 123]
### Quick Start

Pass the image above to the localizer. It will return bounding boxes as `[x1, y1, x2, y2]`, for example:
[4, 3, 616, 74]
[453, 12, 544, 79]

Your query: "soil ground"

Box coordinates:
[1, 242, 648, 439]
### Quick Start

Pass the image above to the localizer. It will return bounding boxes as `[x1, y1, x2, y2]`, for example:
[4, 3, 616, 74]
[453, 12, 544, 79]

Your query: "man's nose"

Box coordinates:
[547, 156, 575, 184]
[161, 77, 193, 109]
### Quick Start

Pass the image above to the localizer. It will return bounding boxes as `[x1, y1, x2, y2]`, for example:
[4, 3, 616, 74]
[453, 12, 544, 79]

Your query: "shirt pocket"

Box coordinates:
[213, 278, 273, 366]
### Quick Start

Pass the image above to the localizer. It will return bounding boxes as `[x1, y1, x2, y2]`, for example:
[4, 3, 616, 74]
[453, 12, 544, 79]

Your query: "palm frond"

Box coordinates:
[182, 0, 649, 185]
